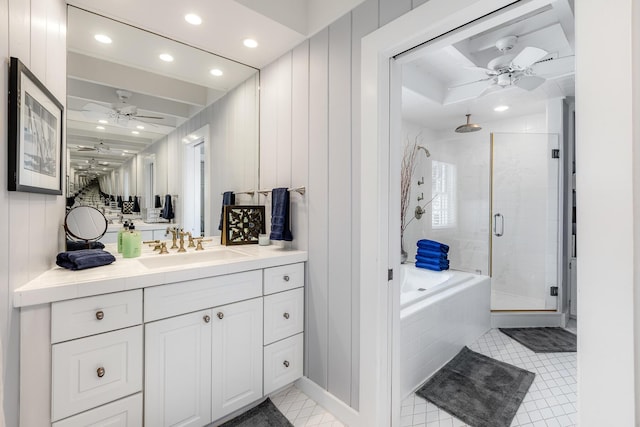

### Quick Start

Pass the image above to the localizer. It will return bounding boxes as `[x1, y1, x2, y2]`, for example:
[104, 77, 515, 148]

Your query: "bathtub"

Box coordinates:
[399, 264, 491, 399]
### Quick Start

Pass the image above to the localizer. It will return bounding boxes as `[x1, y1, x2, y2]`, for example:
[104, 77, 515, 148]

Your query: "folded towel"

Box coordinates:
[66, 240, 105, 251]
[218, 191, 236, 231]
[154, 195, 162, 208]
[416, 261, 449, 272]
[56, 249, 116, 271]
[117, 196, 123, 208]
[161, 195, 174, 220]
[269, 188, 293, 241]
[133, 196, 141, 213]
[416, 248, 448, 260]
[417, 239, 449, 253]
[416, 255, 449, 266]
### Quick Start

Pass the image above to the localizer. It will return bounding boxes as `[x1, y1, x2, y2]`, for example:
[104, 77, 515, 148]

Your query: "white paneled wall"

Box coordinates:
[259, 0, 422, 410]
[0, 0, 67, 425]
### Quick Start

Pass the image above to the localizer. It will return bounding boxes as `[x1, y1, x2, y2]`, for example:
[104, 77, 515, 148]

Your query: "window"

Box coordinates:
[431, 160, 456, 228]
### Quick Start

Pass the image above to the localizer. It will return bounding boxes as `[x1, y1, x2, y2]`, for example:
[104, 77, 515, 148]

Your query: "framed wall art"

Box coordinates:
[8, 57, 64, 195]
[222, 205, 265, 245]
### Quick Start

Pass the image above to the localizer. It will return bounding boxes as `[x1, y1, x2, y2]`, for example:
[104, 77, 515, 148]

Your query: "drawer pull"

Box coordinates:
[283, 360, 290, 368]
[97, 367, 105, 378]
[283, 275, 290, 282]
[283, 312, 290, 319]
[217, 312, 224, 320]
[95, 310, 104, 320]
[203, 315, 211, 323]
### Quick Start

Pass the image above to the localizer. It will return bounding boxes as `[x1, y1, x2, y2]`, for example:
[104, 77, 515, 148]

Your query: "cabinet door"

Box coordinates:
[211, 298, 263, 421]
[145, 311, 212, 427]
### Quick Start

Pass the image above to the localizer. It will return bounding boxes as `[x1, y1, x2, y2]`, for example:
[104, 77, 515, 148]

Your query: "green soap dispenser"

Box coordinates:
[123, 224, 141, 258]
[117, 221, 129, 254]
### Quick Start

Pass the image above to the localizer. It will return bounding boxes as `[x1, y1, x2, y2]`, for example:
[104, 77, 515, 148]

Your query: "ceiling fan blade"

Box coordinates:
[134, 114, 165, 120]
[464, 66, 499, 76]
[532, 56, 575, 78]
[77, 146, 97, 152]
[83, 102, 115, 114]
[515, 75, 546, 91]
[444, 78, 495, 104]
[511, 47, 548, 70]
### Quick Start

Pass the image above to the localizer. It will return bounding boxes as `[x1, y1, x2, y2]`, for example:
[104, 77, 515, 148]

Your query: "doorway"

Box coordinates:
[182, 125, 210, 237]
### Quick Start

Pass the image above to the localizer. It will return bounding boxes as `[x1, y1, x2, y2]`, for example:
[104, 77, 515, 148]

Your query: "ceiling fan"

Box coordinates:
[445, 35, 575, 104]
[82, 90, 164, 127]
[75, 140, 124, 154]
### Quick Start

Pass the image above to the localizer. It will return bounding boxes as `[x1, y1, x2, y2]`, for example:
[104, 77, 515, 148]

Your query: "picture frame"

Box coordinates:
[8, 57, 64, 195]
[222, 205, 266, 245]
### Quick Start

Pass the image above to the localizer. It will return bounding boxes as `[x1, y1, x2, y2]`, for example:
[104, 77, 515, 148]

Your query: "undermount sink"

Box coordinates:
[138, 247, 249, 269]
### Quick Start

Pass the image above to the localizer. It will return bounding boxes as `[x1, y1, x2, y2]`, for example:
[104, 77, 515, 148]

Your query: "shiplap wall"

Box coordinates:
[0, 0, 67, 425]
[259, 0, 428, 409]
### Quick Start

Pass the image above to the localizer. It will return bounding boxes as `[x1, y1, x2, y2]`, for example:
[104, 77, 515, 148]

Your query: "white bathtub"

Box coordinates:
[399, 264, 491, 399]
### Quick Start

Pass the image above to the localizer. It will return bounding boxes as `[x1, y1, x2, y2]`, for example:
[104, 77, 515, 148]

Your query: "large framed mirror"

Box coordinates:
[66, 6, 259, 237]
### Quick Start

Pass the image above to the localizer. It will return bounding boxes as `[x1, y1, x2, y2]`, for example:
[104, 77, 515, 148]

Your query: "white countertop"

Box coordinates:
[14, 241, 307, 308]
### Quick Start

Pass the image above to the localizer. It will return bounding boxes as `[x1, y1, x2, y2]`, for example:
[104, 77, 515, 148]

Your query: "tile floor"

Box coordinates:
[272, 327, 577, 427]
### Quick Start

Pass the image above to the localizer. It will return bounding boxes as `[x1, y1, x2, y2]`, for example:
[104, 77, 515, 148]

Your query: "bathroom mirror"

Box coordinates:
[66, 6, 260, 234]
[64, 205, 108, 242]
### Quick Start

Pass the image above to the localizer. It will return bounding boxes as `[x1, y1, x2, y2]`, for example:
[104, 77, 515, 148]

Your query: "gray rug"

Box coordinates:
[499, 327, 577, 352]
[416, 346, 535, 427]
[219, 398, 292, 427]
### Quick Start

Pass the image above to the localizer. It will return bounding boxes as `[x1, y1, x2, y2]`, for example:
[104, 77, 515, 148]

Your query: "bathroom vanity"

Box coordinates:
[14, 244, 306, 427]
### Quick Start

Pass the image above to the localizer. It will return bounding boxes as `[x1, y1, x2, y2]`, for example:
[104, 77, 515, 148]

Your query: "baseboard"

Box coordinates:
[491, 311, 566, 328]
[294, 377, 360, 427]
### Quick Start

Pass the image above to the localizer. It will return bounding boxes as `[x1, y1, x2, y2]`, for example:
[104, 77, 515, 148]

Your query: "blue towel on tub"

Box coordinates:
[56, 249, 116, 271]
[416, 261, 449, 271]
[269, 188, 293, 241]
[218, 191, 236, 231]
[416, 255, 449, 267]
[417, 239, 449, 253]
[416, 248, 448, 261]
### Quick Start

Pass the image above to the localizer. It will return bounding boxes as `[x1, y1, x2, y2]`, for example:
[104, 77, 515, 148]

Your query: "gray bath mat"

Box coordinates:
[499, 327, 576, 352]
[219, 398, 292, 427]
[416, 346, 534, 427]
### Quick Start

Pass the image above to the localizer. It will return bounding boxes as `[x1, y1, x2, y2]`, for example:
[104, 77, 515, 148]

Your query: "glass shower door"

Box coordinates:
[491, 132, 560, 310]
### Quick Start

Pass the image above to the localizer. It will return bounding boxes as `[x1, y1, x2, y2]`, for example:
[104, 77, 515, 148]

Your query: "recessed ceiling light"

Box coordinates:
[494, 105, 510, 112]
[123, 150, 128, 153]
[96, 126, 105, 130]
[98, 119, 108, 124]
[131, 131, 140, 135]
[185, 14, 202, 25]
[243, 38, 258, 48]
[210, 68, 223, 77]
[159, 53, 174, 62]
[136, 125, 145, 130]
[94, 34, 112, 44]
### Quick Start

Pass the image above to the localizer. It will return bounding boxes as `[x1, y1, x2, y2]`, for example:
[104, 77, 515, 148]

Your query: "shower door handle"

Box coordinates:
[493, 213, 504, 237]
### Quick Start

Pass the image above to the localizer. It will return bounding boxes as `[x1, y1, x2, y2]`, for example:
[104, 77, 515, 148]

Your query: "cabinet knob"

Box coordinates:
[283, 275, 290, 282]
[217, 312, 224, 320]
[203, 315, 211, 323]
[283, 360, 290, 368]
[283, 312, 290, 319]
[95, 310, 104, 320]
[97, 367, 105, 378]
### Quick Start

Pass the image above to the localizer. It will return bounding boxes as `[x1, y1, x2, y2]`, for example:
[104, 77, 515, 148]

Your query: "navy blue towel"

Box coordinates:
[417, 239, 449, 253]
[415, 255, 449, 267]
[269, 188, 293, 241]
[218, 191, 236, 231]
[66, 240, 105, 251]
[416, 261, 449, 272]
[56, 249, 116, 271]
[133, 196, 141, 213]
[154, 195, 162, 208]
[161, 195, 174, 220]
[117, 196, 123, 208]
[416, 248, 448, 261]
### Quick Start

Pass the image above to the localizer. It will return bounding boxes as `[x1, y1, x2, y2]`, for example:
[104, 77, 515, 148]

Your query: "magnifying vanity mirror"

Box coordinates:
[64, 205, 108, 246]
[66, 6, 260, 239]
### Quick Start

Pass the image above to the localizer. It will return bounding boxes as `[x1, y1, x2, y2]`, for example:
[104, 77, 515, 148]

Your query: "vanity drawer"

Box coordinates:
[52, 326, 143, 422]
[51, 290, 142, 344]
[144, 270, 262, 322]
[264, 288, 304, 345]
[264, 333, 303, 395]
[263, 263, 304, 295]
[52, 393, 142, 427]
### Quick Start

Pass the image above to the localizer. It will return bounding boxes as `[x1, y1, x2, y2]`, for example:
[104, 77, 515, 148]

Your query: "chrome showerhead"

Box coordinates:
[455, 114, 482, 133]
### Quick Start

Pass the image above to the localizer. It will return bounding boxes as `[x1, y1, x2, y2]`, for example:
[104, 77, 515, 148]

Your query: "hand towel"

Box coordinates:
[117, 195, 123, 208]
[218, 191, 236, 231]
[417, 239, 449, 253]
[161, 194, 174, 220]
[416, 261, 449, 272]
[416, 248, 448, 260]
[133, 196, 141, 213]
[66, 240, 105, 251]
[154, 195, 162, 208]
[56, 249, 116, 271]
[269, 188, 293, 241]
